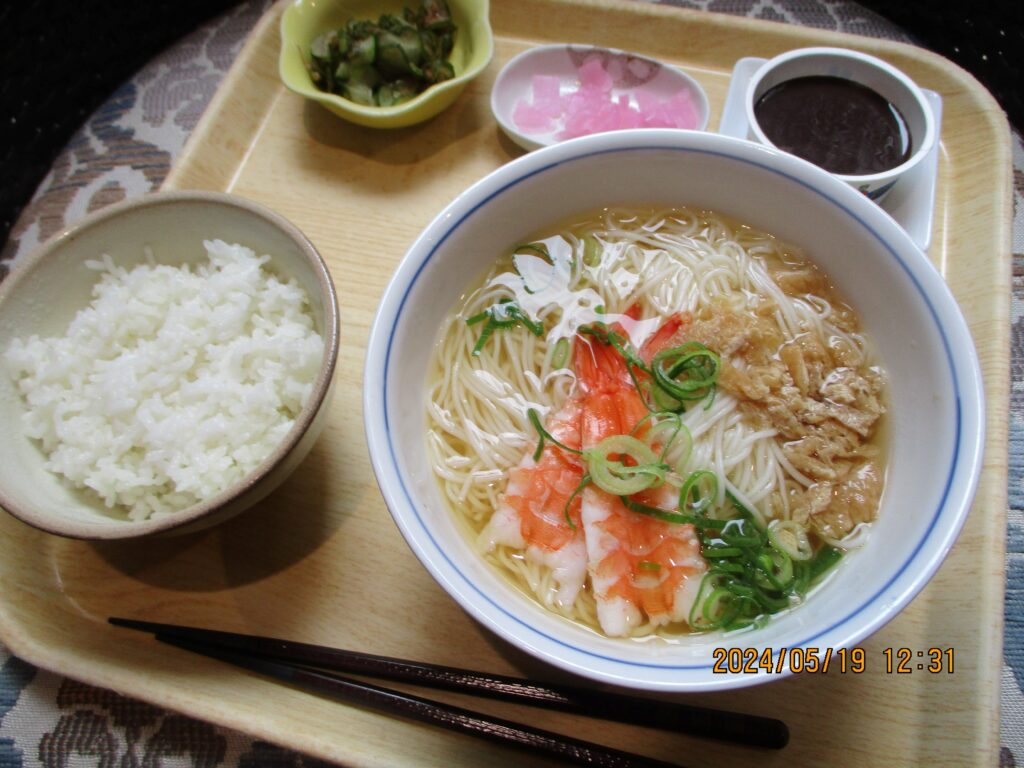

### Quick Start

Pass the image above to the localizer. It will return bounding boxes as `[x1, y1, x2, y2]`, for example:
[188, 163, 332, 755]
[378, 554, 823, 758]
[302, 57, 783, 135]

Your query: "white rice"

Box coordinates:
[4, 240, 325, 521]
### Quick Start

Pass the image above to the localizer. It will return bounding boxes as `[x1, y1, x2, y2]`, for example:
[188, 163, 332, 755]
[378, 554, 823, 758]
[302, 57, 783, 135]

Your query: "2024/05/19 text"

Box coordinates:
[711, 647, 955, 674]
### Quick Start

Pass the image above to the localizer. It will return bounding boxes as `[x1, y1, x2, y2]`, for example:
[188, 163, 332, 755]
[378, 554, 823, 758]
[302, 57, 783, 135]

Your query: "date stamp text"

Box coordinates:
[711, 647, 955, 674]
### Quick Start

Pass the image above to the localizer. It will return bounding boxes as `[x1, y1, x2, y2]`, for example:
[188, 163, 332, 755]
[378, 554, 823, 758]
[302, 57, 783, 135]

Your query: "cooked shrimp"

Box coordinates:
[479, 394, 588, 609]
[484, 309, 708, 632]
[639, 311, 690, 364]
[581, 487, 706, 636]
[575, 328, 708, 637]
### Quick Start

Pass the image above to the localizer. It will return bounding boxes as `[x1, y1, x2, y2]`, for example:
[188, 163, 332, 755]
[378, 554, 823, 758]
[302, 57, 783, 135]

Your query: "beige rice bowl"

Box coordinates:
[4, 240, 325, 522]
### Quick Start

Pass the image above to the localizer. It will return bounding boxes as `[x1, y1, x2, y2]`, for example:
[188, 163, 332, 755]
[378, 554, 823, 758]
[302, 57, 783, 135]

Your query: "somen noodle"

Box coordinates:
[426, 207, 886, 638]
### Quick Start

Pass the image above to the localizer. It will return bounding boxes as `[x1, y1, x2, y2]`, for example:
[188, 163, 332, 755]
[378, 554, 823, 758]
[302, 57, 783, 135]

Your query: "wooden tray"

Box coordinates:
[0, 1, 1012, 765]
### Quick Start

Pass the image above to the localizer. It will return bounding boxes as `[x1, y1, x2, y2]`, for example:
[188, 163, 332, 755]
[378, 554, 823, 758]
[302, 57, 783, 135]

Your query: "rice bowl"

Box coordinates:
[0, 191, 339, 540]
[6, 240, 324, 521]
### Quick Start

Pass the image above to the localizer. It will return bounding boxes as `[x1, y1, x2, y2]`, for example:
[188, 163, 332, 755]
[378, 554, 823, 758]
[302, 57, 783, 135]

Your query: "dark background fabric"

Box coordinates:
[858, 0, 1023, 131]
[0, 0, 241, 249]
[0, 0, 1021, 253]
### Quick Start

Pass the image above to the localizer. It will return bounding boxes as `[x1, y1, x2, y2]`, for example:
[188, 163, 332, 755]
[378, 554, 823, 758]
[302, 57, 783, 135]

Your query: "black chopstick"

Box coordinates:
[109, 617, 788, 752]
[157, 634, 677, 768]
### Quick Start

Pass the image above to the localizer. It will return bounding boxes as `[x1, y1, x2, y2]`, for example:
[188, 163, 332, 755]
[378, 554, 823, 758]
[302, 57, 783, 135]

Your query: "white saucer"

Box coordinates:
[491, 44, 711, 152]
[718, 57, 942, 252]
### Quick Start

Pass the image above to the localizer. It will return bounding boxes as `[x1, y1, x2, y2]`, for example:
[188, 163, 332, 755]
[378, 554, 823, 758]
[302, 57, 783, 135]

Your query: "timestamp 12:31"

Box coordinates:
[883, 647, 955, 674]
[711, 647, 955, 674]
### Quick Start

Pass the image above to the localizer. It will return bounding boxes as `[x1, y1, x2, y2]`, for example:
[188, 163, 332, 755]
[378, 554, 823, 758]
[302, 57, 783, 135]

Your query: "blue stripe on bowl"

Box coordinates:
[382, 143, 966, 673]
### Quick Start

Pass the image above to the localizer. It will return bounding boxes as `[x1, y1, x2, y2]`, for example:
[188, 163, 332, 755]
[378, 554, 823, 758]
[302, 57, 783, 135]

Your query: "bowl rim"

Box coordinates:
[0, 190, 340, 540]
[363, 128, 985, 691]
[490, 42, 711, 151]
[278, 0, 495, 120]
[743, 46, 937, 186]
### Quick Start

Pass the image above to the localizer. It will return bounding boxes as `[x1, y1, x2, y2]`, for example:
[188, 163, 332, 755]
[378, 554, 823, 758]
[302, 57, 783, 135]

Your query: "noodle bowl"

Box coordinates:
[365, 130, 982, 690]
[427, 206, 886, 638]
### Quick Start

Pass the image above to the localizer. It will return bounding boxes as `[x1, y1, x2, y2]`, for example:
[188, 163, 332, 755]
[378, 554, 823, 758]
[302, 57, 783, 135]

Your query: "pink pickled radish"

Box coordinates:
[532, 75, 562, 117]
[513, 100, 554, 133]
[578, 57, 614, 93]
[511, 56, 702, 140]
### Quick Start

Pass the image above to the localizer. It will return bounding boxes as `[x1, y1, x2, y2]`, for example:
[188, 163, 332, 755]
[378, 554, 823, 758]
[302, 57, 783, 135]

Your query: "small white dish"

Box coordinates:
[719, 56, 943, 252]
[491, 44, 710, 151]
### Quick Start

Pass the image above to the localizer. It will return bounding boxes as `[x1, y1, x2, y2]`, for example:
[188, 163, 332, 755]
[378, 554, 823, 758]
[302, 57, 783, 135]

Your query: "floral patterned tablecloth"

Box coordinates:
[1, 1, 1022, 766]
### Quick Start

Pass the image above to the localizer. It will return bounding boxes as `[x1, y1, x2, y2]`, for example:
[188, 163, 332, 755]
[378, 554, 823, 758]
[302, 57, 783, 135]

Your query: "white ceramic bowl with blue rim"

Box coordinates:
[363, 129, 984, 691]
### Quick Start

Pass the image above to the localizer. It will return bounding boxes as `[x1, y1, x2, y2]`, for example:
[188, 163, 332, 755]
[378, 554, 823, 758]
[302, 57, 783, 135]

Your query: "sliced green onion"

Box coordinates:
[620, 496, 691, 525]
[514, 309, 841, 637]
[714, 561, 748, 575]
[638, 560, 662, 572]
[633, 412, 675, 454]
[629, 411, 694, 479]
[584, 434, 667, 496]
[588, 457, 667, 496]
[588, 435, 658, 466]
[650, 381, 684, 413]
[689, 577, 739, 631]
[502, 304, 544, 336]
[561, 472, 590, 531]
[726, 490, 762, 524]
[658, 416, 694, 475]
[582, 235, 602, 267]
[768, 519, 815, 562]
[688, 575, 717, 629]
[467, 300, 544, 356]
[620, 496, 725, 529]
[747, 587, 791, 613]
[750, 548, 794, 591]
[625, 365, 658, 414]
[471, 321, 496, 356]
[771, 549, 795, 588]
[650, 343, 720, 405]
[703, 545, 743, 558]
[527, 407, 582, 461]
[680, 470, 718, 515]
[579, 326, 647, 372]
[551, 337, 570, 369]
[718, 518, 763, 548]
[791, 560, 811, 596]
[702, 587, 739, 628]
[679, 485, 845, 633]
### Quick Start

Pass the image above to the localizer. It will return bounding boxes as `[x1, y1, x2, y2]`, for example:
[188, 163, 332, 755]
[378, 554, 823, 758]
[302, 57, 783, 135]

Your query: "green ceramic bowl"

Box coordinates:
[279, 0, 493, 128]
